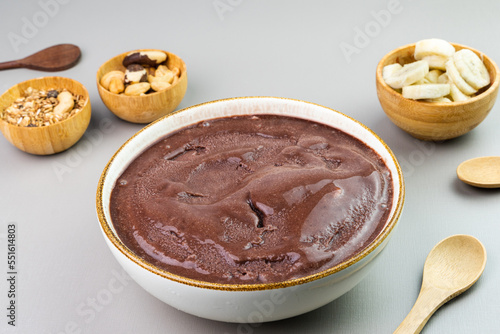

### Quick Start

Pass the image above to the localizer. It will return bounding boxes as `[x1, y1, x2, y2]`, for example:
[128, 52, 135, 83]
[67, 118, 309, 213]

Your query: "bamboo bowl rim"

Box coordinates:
[96, 48, 187, 98]
[0, 76, 90, 130]
[376, 42, 500, 109]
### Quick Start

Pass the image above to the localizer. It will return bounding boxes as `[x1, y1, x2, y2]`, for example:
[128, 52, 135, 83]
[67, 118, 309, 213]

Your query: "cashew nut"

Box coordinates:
[155, 65, 169, 76]
[149, 76, 172, 92]
[148, 74, 174, 92]
[154, 65, 175, 84]
[109, 78, 125, 94]
[124, 82, 151, 96]
[100, 71, 125, 90]
[170, 66, 180, 77]
[53, 91, 74, 116]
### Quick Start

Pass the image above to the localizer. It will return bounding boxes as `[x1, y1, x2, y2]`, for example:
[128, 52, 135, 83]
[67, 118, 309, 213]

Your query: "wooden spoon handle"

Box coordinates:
[0, 60, 23, 71]
[393, 285, 451, 334]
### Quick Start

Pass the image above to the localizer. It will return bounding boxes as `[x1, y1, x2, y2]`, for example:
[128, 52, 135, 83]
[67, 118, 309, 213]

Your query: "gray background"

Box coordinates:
[1, 0, 499, 333]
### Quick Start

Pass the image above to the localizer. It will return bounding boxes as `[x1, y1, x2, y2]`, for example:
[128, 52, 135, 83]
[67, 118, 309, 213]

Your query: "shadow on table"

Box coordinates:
[453, 177, 500, 196]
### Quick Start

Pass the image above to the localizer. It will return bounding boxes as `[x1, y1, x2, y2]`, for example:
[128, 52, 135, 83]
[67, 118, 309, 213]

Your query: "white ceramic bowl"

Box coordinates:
[96, 97, 405, 323]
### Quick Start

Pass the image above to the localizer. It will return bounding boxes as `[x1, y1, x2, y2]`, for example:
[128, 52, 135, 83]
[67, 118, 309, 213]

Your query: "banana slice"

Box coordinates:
[425, 96, 452, 103]
[402, 83, 450, 100]
[437, 72, 449, 84]
[384, 60, 429, 89]
[453, 49, 490, 90]
[414, 39, 455, 60]
[445, 59, 477, 95]
[382, 63, 403, 82]
[425, 70, 443, 83]
[449, 82, 471, 102]
[421, 55, 448, 70]
[413, 78, 431, 85]
[382, 39, 489, 103]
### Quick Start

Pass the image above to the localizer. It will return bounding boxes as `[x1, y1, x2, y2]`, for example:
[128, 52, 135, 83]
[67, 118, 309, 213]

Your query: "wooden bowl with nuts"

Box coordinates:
[96, 49, 187, 124]
[0, 76, 91, 155]
[376, 42, 500, 141]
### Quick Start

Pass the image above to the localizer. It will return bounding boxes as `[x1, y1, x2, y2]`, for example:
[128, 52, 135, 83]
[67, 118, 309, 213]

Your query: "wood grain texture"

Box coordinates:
[376, 43, 500, 141]
[457, 156, 500, 188]
[0, 44, 81, 72]
[393, 235, 486, 334]
[0, 76, 91, 155]
[96, 49, 188, 124]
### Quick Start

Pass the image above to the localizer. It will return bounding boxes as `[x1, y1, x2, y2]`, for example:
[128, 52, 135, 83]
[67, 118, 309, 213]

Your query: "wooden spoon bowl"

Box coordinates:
[376, 43, 500, 141]
[0, 44, 81, 72]
[0, 76, 91, 155]
[96, 49, 188, 124]
[457, 156, 500, 188]
[394, 234, 486, 333]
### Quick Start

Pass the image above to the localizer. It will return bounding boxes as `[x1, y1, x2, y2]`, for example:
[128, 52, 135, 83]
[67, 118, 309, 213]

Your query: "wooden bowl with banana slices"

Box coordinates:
[96, 49, 188, 124]
[0, 76, 91, 155]
[376, 39, 500, 141]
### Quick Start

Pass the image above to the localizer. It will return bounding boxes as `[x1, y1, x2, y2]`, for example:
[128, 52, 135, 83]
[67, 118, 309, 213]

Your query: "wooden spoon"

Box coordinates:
[0, 44, 81, 72]
[394, 235, 486, 334]
[457, 156, 500, 188]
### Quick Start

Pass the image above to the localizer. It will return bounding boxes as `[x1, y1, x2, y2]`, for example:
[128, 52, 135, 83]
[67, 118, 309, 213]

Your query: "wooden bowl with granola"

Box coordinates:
[96, 49, 187, 124]
[0, 76, 91, 155]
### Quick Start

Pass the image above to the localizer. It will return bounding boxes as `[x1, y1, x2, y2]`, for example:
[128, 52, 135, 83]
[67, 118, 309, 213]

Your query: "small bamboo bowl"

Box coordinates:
[0, 77, 91, 155]
[376, 43, 500, 141]
[96, 49, 188, 124]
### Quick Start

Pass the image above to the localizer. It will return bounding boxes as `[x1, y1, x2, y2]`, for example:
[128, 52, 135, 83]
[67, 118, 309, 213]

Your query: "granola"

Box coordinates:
[0, 87, 85, 127]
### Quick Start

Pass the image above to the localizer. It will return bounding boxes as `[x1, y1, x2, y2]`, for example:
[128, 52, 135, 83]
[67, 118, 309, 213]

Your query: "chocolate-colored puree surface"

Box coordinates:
[110, 115, 393, 284]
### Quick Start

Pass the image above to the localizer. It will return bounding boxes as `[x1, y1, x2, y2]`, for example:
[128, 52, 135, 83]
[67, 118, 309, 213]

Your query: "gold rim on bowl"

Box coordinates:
[96, 96, 405, 291]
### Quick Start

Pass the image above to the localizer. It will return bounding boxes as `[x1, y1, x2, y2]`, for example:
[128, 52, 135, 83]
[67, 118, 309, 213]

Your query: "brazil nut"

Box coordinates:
[123, 51, 167, 67]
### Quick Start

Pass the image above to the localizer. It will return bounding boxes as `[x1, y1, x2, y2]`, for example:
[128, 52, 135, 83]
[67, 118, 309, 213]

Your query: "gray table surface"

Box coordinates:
[1, 0, 499, 333]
